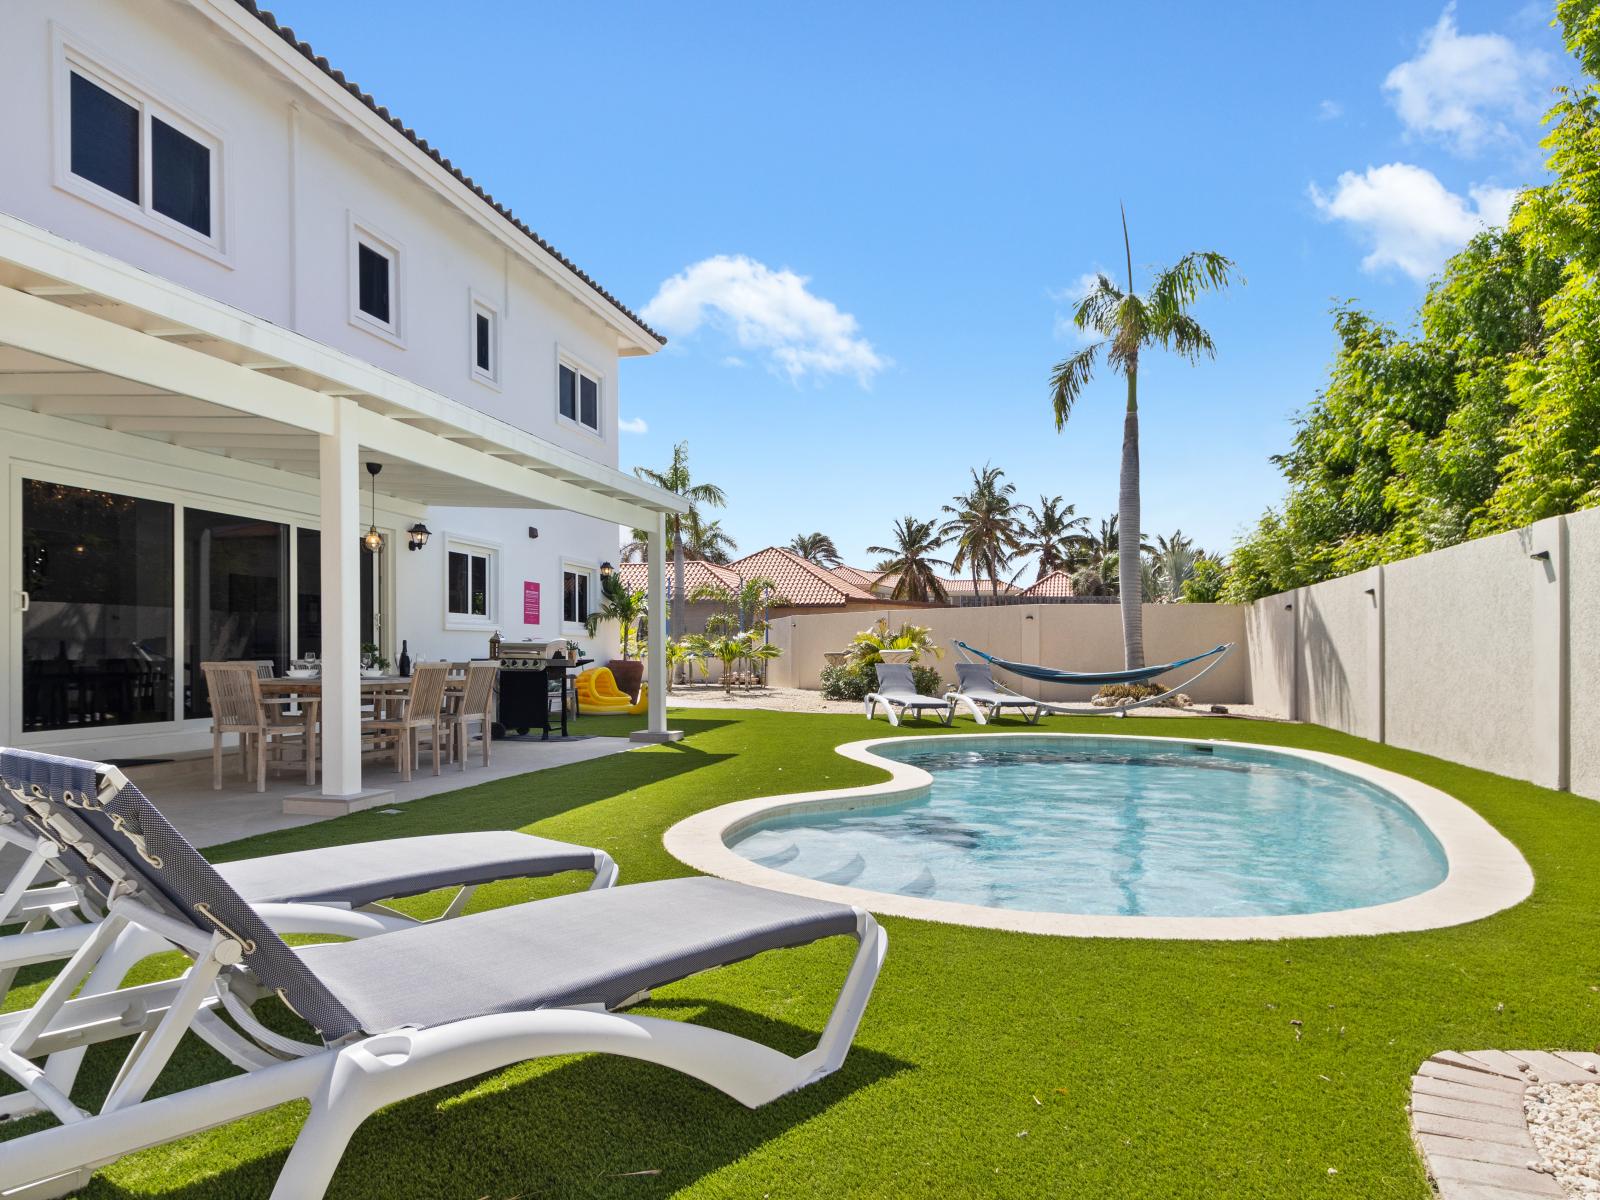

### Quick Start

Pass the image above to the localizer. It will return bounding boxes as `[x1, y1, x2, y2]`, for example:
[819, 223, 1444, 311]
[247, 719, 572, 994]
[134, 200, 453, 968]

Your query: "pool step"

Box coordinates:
[814, 852, 866, 887]
[749, 841, 800, 869]
[898, 865, 937, 898]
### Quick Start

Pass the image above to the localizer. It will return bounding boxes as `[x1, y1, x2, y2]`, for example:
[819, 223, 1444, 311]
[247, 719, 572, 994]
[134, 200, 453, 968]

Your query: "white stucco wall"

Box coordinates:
[1245, 589, 1297, 719]
[0, 0, 634, 464]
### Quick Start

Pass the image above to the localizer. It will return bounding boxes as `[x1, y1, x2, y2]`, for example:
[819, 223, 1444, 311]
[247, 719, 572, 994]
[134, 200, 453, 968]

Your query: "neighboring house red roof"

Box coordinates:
[615, 560, 740, 595]
[869, 573, 1019, 597]
[234, 1, 663, 346]
[728, 548, 880, 607]
[830, 564, 885, 591]
[1020, 570, 1077, 598]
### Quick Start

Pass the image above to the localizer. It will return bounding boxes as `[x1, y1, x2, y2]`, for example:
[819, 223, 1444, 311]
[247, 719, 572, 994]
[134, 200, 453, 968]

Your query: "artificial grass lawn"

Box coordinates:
[4, 709, 1599, 1198]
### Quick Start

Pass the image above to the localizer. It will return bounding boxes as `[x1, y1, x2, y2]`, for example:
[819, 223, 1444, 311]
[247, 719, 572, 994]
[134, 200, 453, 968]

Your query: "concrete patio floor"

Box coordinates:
[126, 736, 637, 847]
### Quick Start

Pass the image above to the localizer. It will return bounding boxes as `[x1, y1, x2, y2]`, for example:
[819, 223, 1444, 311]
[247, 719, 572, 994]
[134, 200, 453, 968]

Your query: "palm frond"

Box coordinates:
[1149, 251, 1239, 317]
[1072, 275, 1124, 337]
[1048, 343, 1102, 430]
[1154, 312, 1217, 363]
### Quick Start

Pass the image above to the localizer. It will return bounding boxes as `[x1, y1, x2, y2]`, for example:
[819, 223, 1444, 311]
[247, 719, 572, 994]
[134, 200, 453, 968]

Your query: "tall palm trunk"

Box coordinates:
[1119, 371, 1145, 668]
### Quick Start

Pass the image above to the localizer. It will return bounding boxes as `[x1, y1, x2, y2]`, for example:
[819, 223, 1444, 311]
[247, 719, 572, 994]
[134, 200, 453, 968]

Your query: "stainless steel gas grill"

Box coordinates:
[490, 640, 590, 740]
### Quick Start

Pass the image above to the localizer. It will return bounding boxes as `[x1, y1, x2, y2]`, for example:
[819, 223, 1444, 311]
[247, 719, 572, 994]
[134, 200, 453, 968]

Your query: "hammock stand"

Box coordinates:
[952, 640, 1235, 717]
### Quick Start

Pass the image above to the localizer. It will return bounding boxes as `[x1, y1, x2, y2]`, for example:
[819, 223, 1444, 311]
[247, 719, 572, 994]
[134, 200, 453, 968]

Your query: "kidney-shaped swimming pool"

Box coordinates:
[663, 733, 1534, 939]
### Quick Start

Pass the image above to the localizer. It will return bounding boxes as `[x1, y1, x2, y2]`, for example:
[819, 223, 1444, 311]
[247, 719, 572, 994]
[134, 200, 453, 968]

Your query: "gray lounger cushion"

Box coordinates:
[954, 663, 1036, 705]
[300, 876, 858, 1031]
[215, 832, 598, 907]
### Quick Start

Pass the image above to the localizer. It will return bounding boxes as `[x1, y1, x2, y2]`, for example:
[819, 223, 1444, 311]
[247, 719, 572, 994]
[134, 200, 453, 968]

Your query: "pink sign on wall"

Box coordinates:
[523, 581, 540, 624]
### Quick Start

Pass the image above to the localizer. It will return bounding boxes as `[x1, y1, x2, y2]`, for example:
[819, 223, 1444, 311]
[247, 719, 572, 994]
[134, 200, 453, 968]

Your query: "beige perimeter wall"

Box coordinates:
[767, 603, 1248, 705]
[1247, 512, 1591, 798]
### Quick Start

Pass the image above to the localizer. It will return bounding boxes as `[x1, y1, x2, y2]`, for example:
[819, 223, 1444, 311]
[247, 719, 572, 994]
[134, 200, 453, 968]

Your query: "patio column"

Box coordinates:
[287, 398, 391, 813]
[630, 510, 682, 743]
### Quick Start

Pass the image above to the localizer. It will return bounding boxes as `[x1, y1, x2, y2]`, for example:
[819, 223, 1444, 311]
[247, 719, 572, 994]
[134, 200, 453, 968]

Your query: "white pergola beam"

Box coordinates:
[105, 416, 296, 435]
[0, 375, 167, 398]
[349, 406, 653, 527]
[0, 287, 334, 435]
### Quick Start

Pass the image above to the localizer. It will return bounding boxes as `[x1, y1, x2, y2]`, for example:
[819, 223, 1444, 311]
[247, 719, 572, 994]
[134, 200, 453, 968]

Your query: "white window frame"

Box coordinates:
[51, 27, 230, 264]
[348, 214, 404, 346]
[555, 348, 605, 439]
[468, 291, 500, 388]
[444, 535, 498, 630]
[560, 561, 598, 633]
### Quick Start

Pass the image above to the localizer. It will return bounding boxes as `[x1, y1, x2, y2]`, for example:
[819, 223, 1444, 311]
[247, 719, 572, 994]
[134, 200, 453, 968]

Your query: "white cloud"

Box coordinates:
[1318, 99, 1344, 121]
[1383, 5, 1551, 155]
[1309, 162, 1516, 280]
[640, 255, 886, 385]
[617, 415, 648, 435]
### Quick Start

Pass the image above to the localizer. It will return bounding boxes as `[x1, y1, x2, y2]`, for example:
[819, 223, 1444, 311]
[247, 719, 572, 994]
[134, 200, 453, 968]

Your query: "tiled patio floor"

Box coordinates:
[126, 736, 637, 847]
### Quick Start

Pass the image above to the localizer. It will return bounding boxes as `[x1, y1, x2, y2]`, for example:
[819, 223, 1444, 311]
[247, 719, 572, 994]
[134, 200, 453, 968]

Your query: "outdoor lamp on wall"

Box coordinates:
[599, 561, 614, 579]
[362, 462, 384, 553]
[406, 523, 430, 551]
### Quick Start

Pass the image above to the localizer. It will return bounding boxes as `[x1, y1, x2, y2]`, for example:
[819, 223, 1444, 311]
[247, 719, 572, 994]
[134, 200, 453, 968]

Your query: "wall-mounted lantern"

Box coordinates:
[406, 523, 431, 552]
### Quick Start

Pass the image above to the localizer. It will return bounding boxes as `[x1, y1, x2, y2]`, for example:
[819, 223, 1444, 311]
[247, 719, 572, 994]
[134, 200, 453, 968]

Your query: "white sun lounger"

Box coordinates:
[943, 662, 1043, 725]
[864, 662, 958, 726]
[0, 749, 886, 1200]
[0, 765, 618, 1124]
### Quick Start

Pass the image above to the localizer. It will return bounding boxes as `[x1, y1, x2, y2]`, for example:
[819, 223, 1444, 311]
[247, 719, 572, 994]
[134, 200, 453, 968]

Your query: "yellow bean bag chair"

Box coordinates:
[577, 668, 649, 715]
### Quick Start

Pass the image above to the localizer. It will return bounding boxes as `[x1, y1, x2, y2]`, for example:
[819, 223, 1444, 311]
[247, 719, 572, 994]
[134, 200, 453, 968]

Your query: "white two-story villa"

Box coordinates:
[0, 0, 683, 800]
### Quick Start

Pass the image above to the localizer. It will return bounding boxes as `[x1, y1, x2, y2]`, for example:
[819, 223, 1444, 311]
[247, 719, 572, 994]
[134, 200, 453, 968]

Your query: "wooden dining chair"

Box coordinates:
[366, 661, 450, 782]
[201, 662, 318, 792]
[448, 661, 498, 771]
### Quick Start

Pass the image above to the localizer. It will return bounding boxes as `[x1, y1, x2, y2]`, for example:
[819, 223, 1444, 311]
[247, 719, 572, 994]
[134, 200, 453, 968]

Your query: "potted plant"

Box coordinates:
[585, 576, 647, 701]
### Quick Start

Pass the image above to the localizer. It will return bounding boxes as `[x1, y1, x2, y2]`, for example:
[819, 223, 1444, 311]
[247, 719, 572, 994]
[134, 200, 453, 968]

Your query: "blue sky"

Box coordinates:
[270, 0, 1570, 569]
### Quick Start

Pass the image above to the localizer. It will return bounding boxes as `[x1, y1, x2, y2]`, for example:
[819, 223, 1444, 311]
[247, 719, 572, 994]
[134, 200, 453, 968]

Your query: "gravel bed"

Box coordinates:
[1527, 1079, 1600, 1196]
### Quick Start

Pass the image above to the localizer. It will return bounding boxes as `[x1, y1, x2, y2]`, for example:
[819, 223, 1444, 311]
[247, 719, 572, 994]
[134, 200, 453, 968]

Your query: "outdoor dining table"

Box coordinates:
[258, 674, 428, 767]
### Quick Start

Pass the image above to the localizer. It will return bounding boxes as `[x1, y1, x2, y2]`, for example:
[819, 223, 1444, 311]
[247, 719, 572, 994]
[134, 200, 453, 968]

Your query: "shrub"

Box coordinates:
[821, 660, 947, 701]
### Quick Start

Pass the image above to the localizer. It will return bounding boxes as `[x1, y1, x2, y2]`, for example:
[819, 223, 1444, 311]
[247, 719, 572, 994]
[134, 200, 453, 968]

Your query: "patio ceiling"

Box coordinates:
[0, 214, 687, 525]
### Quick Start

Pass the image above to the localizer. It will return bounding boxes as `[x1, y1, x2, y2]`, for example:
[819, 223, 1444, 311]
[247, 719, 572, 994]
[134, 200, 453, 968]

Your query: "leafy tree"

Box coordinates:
[866, 516, 952, 604]
[632, 442, 726, 636]
[1224, 3, 1600, 600]
[1016, 495, 1091, 581]
[786, 532, 842, 567]
[1050, 210, 1237, 664]
[1180, 556, 1229, 603]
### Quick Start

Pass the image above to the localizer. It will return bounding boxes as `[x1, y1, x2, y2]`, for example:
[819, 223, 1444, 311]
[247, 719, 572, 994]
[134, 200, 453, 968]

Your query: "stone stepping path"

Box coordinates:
[1411, 1050, 1600, 1198]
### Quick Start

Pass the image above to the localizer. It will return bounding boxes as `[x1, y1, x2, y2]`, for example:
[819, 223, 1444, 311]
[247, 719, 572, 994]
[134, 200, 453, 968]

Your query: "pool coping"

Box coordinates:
[661, 732, 1535, 940]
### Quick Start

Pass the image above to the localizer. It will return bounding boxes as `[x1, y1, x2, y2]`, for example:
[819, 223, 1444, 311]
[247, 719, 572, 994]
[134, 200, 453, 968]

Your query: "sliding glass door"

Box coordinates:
[21, 480, 175, 732]
[184, 509, 289, 718]
[293, 529, 382, 660]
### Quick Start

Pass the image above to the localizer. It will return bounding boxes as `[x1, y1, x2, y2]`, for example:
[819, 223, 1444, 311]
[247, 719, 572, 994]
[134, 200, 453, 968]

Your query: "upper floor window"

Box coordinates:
[446, 540, 495, 625]
[558, 358, 601, 434]
[59, 50, 222, 254]
[349, 219, 403, 344]
[470, 294, 499, 386]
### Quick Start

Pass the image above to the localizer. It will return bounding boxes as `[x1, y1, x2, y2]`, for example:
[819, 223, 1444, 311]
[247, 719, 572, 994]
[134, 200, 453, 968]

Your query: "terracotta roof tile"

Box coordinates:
[830, 565, 887, 590]
[615, 561, 740, 595]
[728, 548, 877, 607]
[1019, 570, 1078, 598]
[235, 2, 663, 345]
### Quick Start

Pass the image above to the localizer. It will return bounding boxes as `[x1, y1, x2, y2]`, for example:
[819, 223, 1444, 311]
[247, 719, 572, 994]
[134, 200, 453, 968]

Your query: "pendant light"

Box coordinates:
[362, 462, 384, 553]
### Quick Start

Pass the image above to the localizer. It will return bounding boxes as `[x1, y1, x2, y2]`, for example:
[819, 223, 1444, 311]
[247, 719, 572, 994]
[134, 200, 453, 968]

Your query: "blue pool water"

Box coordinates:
[728, 738, 1449, 917]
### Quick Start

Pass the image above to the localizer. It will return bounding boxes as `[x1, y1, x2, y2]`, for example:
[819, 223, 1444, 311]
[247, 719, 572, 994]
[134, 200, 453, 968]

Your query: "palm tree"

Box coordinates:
[1016, 495, 1090, 582]
[1149, 530, 1201, 603]
[583, 581, 647, 659]
[941, 464, 1024, 600]
[786, 532, 842, 567]
[689, 575, 788, 634]
[866, 516, 952, 604]
[632, 442, 726, 639]
[1049, 209, 1236, 666]
[684, 513, 737, 564]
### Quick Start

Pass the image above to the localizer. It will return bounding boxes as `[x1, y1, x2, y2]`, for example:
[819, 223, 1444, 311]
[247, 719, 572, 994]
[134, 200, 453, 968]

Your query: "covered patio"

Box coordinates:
[0, 213, 686, 808]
